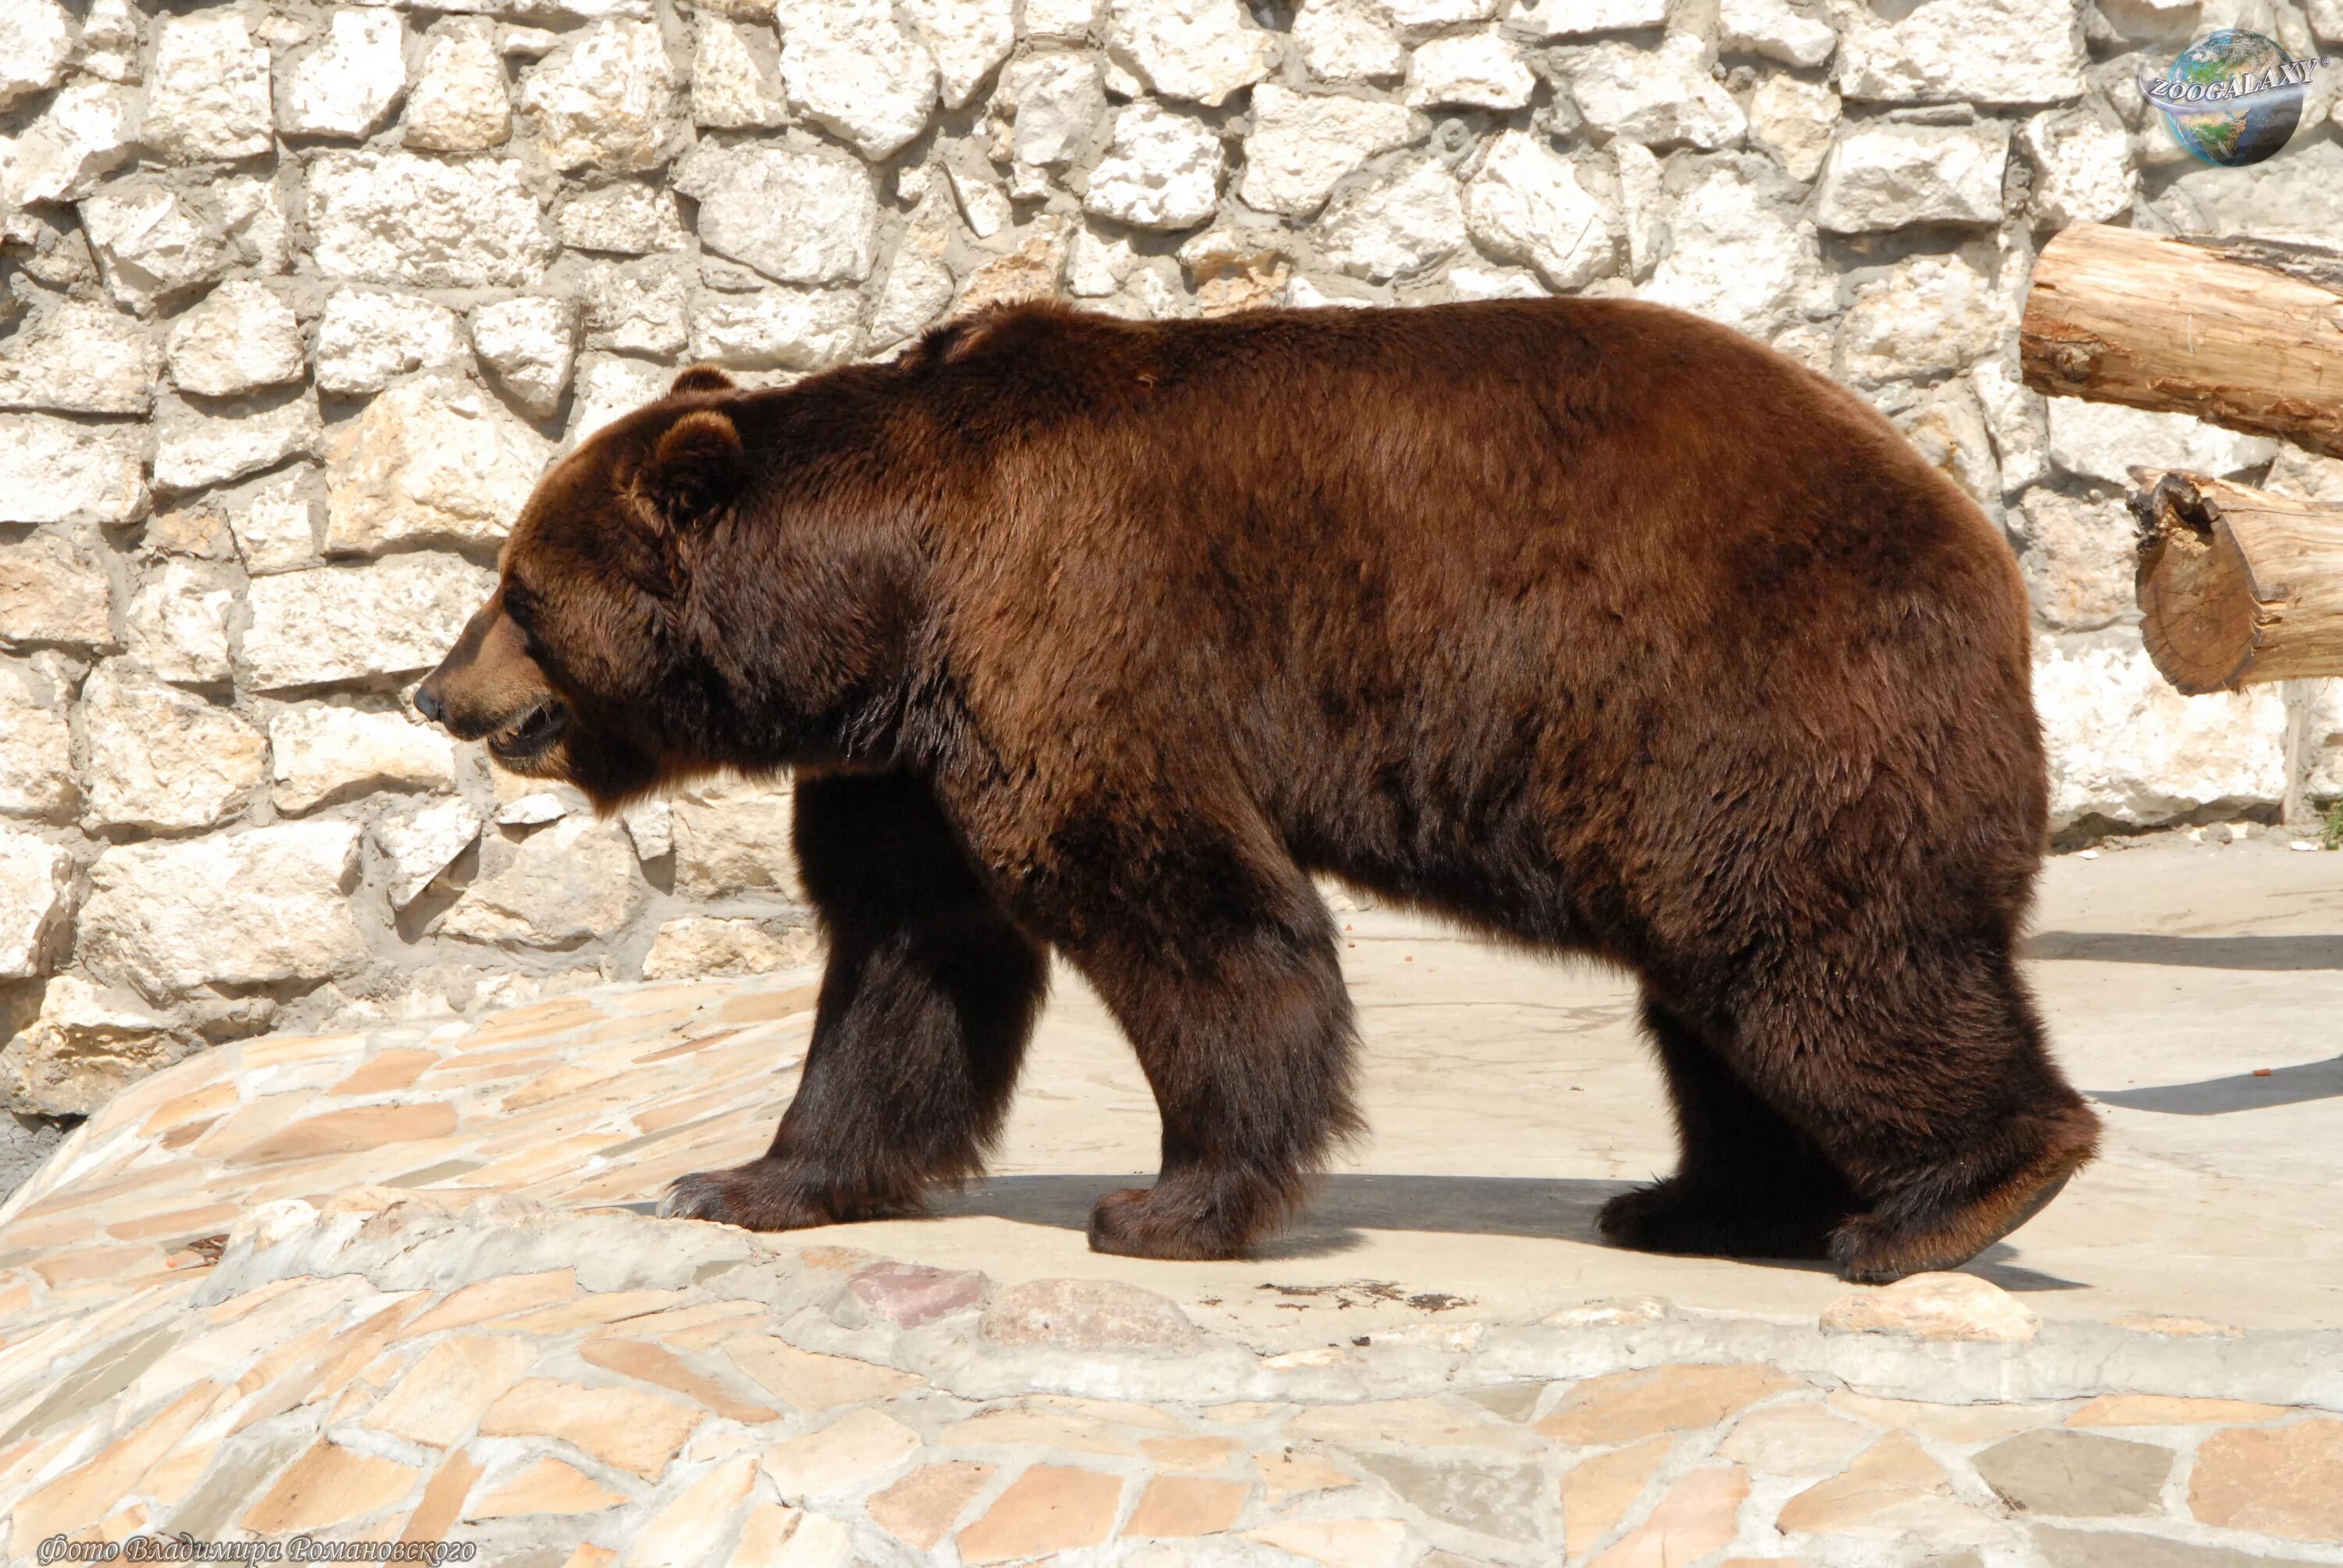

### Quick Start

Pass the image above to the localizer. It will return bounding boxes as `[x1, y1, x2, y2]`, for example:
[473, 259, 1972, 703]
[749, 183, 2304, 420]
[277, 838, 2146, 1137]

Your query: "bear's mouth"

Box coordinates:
[488, 697, 568, 763]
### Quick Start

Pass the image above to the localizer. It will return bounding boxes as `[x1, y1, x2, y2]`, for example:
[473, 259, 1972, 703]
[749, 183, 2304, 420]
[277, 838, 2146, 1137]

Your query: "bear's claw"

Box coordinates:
[657, 1172, 737, 1224]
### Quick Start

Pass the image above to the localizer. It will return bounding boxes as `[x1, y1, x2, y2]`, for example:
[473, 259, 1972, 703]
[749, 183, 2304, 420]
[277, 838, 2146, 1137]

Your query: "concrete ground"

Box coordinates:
[811, 832, 2343, 1344]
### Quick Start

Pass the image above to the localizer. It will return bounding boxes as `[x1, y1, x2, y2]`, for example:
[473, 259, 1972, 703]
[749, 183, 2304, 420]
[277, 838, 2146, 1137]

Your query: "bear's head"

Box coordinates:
[415, 365, 751, 807]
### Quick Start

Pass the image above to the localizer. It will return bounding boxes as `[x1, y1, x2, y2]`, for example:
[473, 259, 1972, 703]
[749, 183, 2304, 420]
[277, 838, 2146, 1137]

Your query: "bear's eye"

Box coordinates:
[501, 580, 539, 633]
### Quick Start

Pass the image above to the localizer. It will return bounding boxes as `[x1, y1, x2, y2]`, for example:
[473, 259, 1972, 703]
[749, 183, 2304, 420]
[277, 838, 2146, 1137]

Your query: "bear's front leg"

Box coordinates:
[658, 772, 1046, 1230]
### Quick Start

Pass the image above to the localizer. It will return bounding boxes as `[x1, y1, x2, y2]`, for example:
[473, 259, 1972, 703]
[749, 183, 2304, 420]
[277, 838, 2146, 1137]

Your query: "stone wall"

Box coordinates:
[2, 0, 2340, 1117]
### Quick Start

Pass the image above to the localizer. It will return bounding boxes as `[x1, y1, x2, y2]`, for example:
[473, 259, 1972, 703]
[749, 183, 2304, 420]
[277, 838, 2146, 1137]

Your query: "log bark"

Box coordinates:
[2131, 469, 2343, 693]
[2021, 223, 2343, 458]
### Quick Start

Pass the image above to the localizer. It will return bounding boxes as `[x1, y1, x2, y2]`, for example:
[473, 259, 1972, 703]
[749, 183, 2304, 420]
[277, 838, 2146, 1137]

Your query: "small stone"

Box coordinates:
[690, 16, 786, 129]
[145, 10, 274, 162]
[641, 917, 818, 981]
[1835, 254, 1997, 387]
[0, 414, 148, 524]
[405, 21, 511, 152]
[1317, 155, 1468, 282]
[1570, 34, 1746, 150]
[166, 282, 305, 398]
[1465, 130, 1619, 293]
[868, 1463, 996, 1552]
[231, 469, 323, 576]
[79, 662, 262, 832]
[2, 535, 111, 660]
[1, 974, 183, 1115]
[1837, 0, 2087, 106]
[1815, 121, 2011, 232]
[1405, 28, 1534, 109]
[75, 0, 139, 84]
[519, 20, 683, 174]
[1821, 1271, 2040, 1342]
[558, 183, 688, 255]
[675, 142, 881, 286]
[1448, 265, 1545, 300]
[981, 1278, 1200, 1351]
[326, 376, 550, 555]
[687, 288, 863, 372]
[904, 0, 1013, 108]
[1239, 84, 1415, 219]
[471, 298, 580, 419]
[0, 0, 70, 109]
[218, 174, 293, 274]
[628, 1455, 758, 1565]
[0, 302, 157, 416]
[1081, 101, 1225, 231]
[466, 1456, 626, 1518]
[0, 825, 69, 979]
[1104, 0, 1271, 108]
[956, 1465, 1122, 1563]
[79, 180, 230, 315]
[1778, 1430, 1953, 1534]
[619, 797, 671, 860]
[669, 774, 800, 898]
[308, 151, 555, 288]
[762, 1407, 924, 1500]
[373, 798, 484, 909]
[1507, 0, 1667, 35]
[241, 554, 495, 691]
[1293, 0, 1405, 81]
[951, 166, 1014, 239]
[1024, 0, 1100, 43]
[1589, 1466, 1747, 1566]
[121, 557, 234, 684]
[1748, 73, 1841, 182]
[269, 704, 455, 814]
[996, 52, 1106, 168]
[477, 1378, 703, 1480]
[1718, 1402, 1876, 1477]
[2012, 491, 2134, 631]
[80, 821, 368, 997]
[1971, 360, 2049, 492]
[2189, 1419, 2343, 1541]
[565, 354, 671, 447]
[241, 1441, 419, 1535]
[440, 816, 642, 948]
[2045, 398, 2276, 486]
[0, 80, 141, 207]
[316, 292, 470, 399]
[279, 9, 408, 140]
[581, 261, 690, 357]
[364, 1334, 537, 1448]
[778, 0, 939, 159]
[1974, 1429, 2173, 1517]
[1719, 0, 1835, 66]
[493, 791, 567, 825]
[0, 660, 75, 819]
[152, 390, 321, 494]
[2020, 107, 2136, 227]
[722, 1336, 923, 1413]
[848, 1260, 986, 1327]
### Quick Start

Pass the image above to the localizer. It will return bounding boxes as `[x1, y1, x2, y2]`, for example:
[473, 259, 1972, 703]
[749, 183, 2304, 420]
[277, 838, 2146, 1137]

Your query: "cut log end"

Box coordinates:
[2131, 469, 2343, 693]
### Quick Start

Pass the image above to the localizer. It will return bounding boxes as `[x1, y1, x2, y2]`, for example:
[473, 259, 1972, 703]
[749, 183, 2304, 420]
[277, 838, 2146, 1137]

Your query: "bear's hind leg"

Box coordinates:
[1599, 999, 1860, 1261]
[659, 772, 1046, 1231]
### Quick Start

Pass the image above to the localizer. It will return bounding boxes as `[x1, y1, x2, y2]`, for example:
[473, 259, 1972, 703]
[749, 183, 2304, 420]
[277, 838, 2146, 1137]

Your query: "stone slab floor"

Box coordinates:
[0, 832, 2338, 1565]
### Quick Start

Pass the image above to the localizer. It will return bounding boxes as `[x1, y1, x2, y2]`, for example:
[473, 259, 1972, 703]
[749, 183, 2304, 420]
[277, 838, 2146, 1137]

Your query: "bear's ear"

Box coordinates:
[670, 365, 736, 396]
[644, 408, 744, 524]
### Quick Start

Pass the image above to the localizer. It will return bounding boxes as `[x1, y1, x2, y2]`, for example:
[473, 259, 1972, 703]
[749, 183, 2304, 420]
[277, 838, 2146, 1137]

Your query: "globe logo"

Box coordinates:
[2143, 30, 2323, 168]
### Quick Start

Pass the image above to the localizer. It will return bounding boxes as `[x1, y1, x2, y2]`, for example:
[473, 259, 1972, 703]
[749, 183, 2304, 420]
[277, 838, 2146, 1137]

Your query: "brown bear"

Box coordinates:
[415, 298, 2099, 1284]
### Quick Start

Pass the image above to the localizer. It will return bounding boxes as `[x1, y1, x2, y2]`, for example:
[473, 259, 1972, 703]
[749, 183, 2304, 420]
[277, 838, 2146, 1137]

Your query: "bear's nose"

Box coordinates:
[413, 682, 446, 725]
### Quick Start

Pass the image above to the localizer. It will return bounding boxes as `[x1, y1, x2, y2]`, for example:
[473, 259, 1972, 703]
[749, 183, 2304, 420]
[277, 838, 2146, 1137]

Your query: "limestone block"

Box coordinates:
[1970, 361, 2047, 494]
[315, 291, 469, 400]
[674, 143, 879, 286]
[144, 10, 273, 161]
[1569, 34, 1746, 150]
[152, 390, 320, 494]
[996, 52, 1106, 169]
[950, 166, 1014, 239]
[1895, 380, 1999, 508]
[1974, 1429, 2172, 1516]
[565, 354, 669, 447]
[440, 815, 643, 948]
[1083, 102, 1226, 231]
[1448, 265, 1546, 299]
[2034, 633, 2288, 830]
[0, 660, 74, 819]
[867, 248, 957, 350]
[79, 661, 265, 832]
[280, 9, 408, 139]
[1104, 0, 1273, 108]
[1837, 0, 2087, 106]
[1507, 0, 1667, 34]
[1719, 0, 1835, 67]
[472, 298, 580, 419]
[620, 798, 670, 860]
[2161, 138, 2343, 251]
[690, 16, 786, 130]
[1639, 161, 1829, 337]
[0, 80, 141, 207]
[230, 469, 323, 576]
[0, 0, 70, 110]
[519, 20, 683, 174]
[269, 704, 455, 814]
[0, 302, 157, 415]
[217, 175, 293, 275]
[0, 532, 112, 648]
[1317, 155, 1467, 283]
[308, 151, 556, 288]
[1025, 0, 1100, 41]
[0, 826, 70, 979]
[1239, 84, 1415, 219]
[2021, 107, 2136, 227]
[240, 554, 497, 691]
[1612, 136, 1661, 279]
[2045, 398, 2277, 486]
[1835, 254, 1999, 387]
[1747, 73, 1840, 182]
[122, 558, 234, 684]
[1292, 0, 1404, 81]
[76, 0, 139, 85]
[904, 0, 1013, 109]
[1821, 1271, 2039, 1342]
[687, 289, 863, 372]
[166, 282, 305, 399]
[405, 21, 510, 151]
[640, 917, 819, 980]
[1464, 130, 1619, 293]
[1, 975, 188, 1116]
[2009, 494, 2135, 633]
[79, 821, 369, 997]
[580, 260, 689, 358]
[0, 415, 148, 525]
[326, 376, 551, 555]
[374, 796, 483, 909]
[777, 0, 939, 159]
[669, 774, 799, 899]
[1814, 120, 2010, 232]
[558, 182, 688, 255]
[1404, 29, 1533, 110]
[80, 182, 231, 315]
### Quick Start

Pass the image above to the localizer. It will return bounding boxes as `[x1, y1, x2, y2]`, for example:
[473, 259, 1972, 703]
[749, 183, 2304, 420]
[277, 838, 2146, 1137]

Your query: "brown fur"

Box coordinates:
[417, 298, 2099, 1281]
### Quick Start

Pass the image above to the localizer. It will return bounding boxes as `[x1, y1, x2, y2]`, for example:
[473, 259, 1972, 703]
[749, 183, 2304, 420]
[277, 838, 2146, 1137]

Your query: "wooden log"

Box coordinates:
[2131, 469, 2343, 693]
[2021, 223, 2343, 458]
